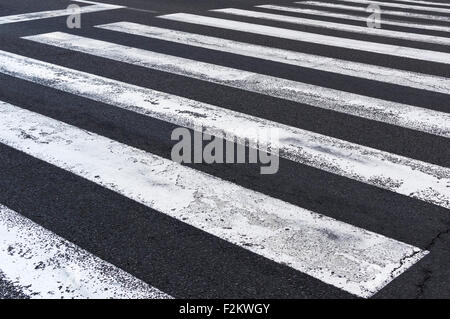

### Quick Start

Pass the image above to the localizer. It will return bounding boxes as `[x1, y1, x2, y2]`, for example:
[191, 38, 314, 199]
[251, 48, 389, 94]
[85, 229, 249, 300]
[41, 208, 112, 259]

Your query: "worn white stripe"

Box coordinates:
[390, 0, 450, 8]
[0, 204, 170, 299]
[0, 3, 124, 25]
[159, 13, 450, 65]
[212, 8, 450, 46]
[74, 0, 116, 4]
[74, 0, 157, 13]
[335, 0, 450, 13]
[24, 31, 450, 138]
[0, 50, 448, 209]
[0, 101, 427, 298]
[257, 5, 450, 33]
[96, 22, 450, 95]
[295, 1, 450, 21]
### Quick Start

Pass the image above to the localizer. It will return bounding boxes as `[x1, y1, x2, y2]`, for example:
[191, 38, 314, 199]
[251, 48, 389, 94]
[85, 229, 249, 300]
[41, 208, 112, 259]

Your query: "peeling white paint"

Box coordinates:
[74, 0, 116, 4]
[211, 8, 450, 46]
[333, 0, 450, 12]
[295, 1, 450, 21]
[159, 13, 450, 65]
[0, 3, 124, 25]
[24, 31, 450, 138]
[0, 50, 448, 209]
[96, 22, 450, 95]
[256, 5, 450, 33]
[0, 101, 428, 298]
[391, 0, 450, 8]
[0, 204, 171, 299]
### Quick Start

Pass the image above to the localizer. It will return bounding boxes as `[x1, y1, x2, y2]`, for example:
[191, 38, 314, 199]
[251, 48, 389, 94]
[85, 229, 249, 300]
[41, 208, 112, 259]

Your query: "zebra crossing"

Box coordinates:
[0, 0, 124, 25]
[0, 203, 170, 299]
[293, 1, 450, 21]
[159, 13, 450, 64]
[257, 4, 450, 32]
[310, 0, 450, 13]
[0, 0, 449, 299]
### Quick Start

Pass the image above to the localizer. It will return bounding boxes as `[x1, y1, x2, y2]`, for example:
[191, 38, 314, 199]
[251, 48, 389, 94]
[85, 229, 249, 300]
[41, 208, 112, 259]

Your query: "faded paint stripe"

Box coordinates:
[0, 3, 124, 25]
[295, 1, 450, 21]
[212, 8, 450, 46]
[159, 13, 450, 65]
[390, 0, 450, 8]
[334, 0, 450, 13]
[255, 5, 450, 32]
[96, 22, 450, 95]
[0, 204, 170, 299]
[256, 5, 450, 33]
[24, 31, 450, 138]
[0, 50, 448, 209]
[0, 101, 427, 298]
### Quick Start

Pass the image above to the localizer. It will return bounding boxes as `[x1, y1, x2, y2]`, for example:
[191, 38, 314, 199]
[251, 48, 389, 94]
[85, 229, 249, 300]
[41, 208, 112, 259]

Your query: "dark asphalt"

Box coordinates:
[0, 0, 449, 299]
[0, 272, 29, 299]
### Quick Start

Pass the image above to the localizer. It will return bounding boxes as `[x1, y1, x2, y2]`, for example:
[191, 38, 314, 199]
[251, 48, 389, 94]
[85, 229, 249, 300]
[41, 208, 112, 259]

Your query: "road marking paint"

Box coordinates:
[388, 0, 450, 8]
[158, 13, 450, 65]
[0, 3, 124, 25]
[212, 8, 450, 46]
[73, 0, 157, 13]
[332, 0, 450, 13]
[295, 1, 450, 22]
[96, 22, 450, 95]
[73, 0, 116, 4]
[0, 101, 428, 298]
[0, 50, 448, 209]
[24, 31, 450, 138]
[256, 5, 450, 33]
[0, 204, 170, 299]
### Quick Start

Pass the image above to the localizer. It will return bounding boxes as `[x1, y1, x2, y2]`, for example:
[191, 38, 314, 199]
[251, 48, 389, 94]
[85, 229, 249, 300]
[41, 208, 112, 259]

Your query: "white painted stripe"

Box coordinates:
[96, 22, 450, 95]
[258, 4, 450, 33]
[0, 204, 170, 299]
[335, 0, 450, 13]
[212, 8, 450, 46]
[0, 50, 448, 209]
[257, 5, 450, 33]
[24, 31, 450, 138]
[159, 13, 450, 65]
[390, 0, 450, 8]
[295, 1, 450, 21]
[74, 0, 115, 4]
[74, 0, 158, 13]
[0, 101, 427, 298]
[0, 3, 124, 25]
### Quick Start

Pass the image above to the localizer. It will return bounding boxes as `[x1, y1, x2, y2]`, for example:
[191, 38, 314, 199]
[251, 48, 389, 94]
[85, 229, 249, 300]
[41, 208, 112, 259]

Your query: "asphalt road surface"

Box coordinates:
[0, 0, 449, 299]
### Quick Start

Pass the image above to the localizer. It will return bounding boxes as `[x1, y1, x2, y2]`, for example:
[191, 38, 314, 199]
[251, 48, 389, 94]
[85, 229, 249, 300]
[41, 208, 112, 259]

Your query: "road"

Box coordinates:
[0, 0, 449, 299]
